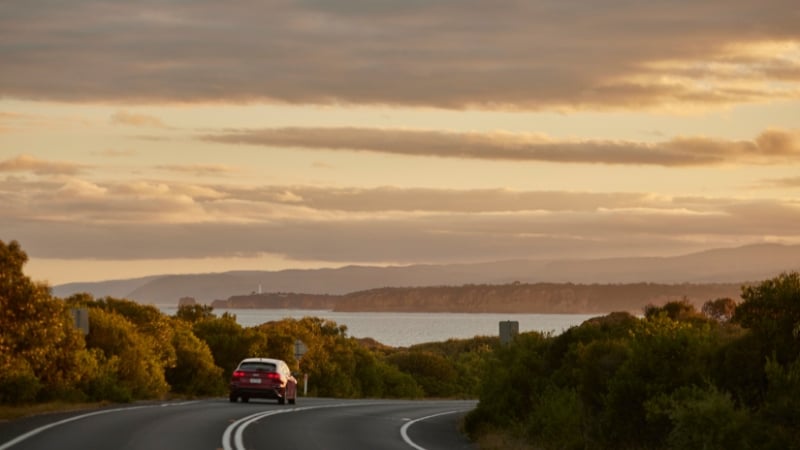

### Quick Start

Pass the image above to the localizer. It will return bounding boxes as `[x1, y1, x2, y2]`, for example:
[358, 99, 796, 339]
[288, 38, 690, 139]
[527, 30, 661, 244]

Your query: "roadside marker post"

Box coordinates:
[499, 320, 519, 345]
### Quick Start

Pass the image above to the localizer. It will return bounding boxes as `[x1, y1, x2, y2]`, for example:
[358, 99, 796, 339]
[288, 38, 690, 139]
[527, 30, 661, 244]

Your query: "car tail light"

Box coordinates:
[232, 370, 246, 379]
[267, 372, 281, 381]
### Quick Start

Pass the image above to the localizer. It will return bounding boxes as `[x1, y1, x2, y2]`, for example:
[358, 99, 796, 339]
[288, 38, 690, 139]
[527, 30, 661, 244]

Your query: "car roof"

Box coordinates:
[239, 357, 286, 365]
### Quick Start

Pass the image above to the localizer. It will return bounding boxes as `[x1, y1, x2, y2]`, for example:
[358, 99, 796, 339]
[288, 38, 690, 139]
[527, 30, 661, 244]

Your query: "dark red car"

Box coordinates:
[229, 357, 298, 404]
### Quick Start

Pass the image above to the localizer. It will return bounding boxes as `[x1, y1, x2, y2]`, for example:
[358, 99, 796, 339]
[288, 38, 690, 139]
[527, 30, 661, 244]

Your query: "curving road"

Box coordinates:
[0, 398, 477, 450]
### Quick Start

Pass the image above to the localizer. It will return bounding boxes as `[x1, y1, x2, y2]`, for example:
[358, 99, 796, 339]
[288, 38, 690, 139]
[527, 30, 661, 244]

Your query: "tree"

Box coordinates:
[0, 240, 90, 403]
[645, 385, 750, 450]
[175, 304, 216, 323]
[91, 297, 178, 371]
[192, 313, 260, 377]
[734, 272, 800, 364]
[702, 297, 737, 323]
[644, 298, 707, 323]
[165, 321, 225, 396]
[386, 350, 459, 397]
[84, 308, 169, 400]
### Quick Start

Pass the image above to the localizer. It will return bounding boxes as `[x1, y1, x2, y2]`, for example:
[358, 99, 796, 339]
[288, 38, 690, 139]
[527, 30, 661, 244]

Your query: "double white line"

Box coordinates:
[221, 403, 352, 450]
[221, 402, 467, 450]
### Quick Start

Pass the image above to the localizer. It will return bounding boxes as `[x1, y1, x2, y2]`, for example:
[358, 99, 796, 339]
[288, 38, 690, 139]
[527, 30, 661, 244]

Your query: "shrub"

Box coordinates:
[645, 385, 750, 450]
[85, 308, 169, 399]
[386, 350, 459, 397]
[165, 323, 225, 396]
[0, 356, 41, 404]
[524, 385, 583, 450]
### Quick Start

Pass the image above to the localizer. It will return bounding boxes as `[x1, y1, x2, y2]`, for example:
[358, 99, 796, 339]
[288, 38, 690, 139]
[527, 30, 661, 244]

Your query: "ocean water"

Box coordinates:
[163, 307, 599, 347]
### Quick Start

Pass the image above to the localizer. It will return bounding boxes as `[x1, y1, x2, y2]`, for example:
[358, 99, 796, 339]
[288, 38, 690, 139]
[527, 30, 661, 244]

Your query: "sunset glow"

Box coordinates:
[2, 0, 799, 285]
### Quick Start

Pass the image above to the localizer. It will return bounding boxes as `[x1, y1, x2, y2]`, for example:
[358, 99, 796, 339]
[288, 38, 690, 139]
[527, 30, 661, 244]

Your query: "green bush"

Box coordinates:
[374, 360, 423, 398]
[645, 385, 750, 450]
[165, 323, 225, 396]
[192, 313, 259, 377]
[386, 350, 459, 397]
[85, 308, 169, 399]
[0, 356, 41, 404]
[524, 385, 583, 450]
[757, 357, 800, 448]
[465, 272, 800, 450]
[1, 240, 97, 402]
[82, 353, 133, 403]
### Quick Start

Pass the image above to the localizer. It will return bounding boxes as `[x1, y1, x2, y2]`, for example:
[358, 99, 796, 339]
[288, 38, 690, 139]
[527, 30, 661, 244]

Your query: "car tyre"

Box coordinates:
[242, 396, 249, 403]
[229, 394, 237, 403]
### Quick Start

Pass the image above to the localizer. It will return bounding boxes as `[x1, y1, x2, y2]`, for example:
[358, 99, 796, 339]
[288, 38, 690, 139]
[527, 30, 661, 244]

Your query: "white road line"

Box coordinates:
[0, 401, 199, 450]
[222, 403, 375, 450]
[400, 410, 465, 450]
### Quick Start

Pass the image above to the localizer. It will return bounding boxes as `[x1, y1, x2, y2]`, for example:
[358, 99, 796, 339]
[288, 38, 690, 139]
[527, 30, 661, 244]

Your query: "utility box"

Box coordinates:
[71, 308, 89, 335]
[499, 320, 519, 345]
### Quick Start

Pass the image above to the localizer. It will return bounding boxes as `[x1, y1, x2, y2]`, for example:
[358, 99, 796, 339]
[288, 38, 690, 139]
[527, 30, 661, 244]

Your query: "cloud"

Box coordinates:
[156, 164, 242, 177]
[0, 110, 88, 133]
[1, 0, 798, 109]
[110, 111, 166, 127]
[7, 201, 800, 264]
[204, 127, 800, 166]
[222, 186, 656, 213]
[755, 176, 800, 189]
[94, 149, 138, 157]
[4, 175, 800, 264]
[0, 154, 89, 175]
[0, 111, 32, 130]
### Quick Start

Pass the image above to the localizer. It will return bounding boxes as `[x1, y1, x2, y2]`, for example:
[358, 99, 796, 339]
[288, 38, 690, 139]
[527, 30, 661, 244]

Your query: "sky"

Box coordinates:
[2, 0, 800, 286]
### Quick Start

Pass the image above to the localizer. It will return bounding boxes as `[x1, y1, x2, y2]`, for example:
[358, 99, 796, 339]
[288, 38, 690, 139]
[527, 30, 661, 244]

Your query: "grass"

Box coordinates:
[0, 401, 109, 421]
[474, 430, 538, 450]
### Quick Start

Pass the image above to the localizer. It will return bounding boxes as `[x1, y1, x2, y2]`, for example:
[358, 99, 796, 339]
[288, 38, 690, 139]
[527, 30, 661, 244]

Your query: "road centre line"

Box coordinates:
[222, 402, 470, 450]
[400, 410, 466, 450]
[0, 401, 199, 450]
[222, 402, 379, 450]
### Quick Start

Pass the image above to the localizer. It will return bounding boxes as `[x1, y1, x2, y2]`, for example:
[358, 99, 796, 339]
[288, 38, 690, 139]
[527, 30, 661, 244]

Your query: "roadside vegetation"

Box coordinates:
[0, 239, 494, 416]
[4, 238, 799, 449]
[465, 274, 800, 449]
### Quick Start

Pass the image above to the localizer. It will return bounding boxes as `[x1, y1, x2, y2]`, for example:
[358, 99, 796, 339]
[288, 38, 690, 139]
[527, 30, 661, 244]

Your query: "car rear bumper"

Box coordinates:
[230, 385, 285, 399]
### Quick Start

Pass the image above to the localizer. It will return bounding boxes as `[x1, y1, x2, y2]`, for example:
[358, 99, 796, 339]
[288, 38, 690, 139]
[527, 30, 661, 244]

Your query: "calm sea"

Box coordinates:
[162, 307, 599, 347]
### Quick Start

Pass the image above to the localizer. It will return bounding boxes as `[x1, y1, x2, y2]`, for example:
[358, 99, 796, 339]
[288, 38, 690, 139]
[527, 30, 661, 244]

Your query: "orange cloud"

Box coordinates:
[110, 111, 166, 127]
[5, 173, 800, 264]
[156, 164, 241, 177]
[0, 154, 89, 175]
[204, 127, 800, 166]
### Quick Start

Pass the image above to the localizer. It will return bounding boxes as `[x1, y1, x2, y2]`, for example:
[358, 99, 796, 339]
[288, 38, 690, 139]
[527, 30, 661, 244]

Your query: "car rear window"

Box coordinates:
[240, 362, 276, 372]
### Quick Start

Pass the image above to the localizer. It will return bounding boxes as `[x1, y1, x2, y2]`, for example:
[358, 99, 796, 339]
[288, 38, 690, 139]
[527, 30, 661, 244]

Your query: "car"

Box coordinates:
[229, 357, 298, 405]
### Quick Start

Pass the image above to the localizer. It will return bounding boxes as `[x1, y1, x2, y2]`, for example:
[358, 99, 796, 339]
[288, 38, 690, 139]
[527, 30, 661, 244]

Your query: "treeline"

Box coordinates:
[465, 273, 800, 449]
[0, 240, 496, 405]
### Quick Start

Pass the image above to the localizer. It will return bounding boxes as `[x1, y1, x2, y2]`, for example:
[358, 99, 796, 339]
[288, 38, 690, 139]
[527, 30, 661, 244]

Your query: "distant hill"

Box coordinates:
[53, 275, 163, 300]
[218, 282, 745, 314]
[539, 243, 800, 283]
[52, 243, 800, 306]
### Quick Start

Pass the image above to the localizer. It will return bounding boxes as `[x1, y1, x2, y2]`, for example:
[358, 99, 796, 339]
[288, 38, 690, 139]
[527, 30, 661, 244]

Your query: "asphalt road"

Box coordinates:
[0, 398, 478, 450]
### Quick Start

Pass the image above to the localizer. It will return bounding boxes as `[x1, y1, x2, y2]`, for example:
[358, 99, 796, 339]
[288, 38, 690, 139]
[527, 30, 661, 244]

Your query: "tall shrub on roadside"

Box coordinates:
[0, 240, 92, 403]
[165, 321, 225, 396]
[84, 308, 169, 401]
